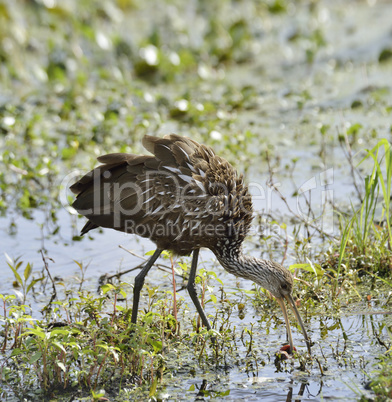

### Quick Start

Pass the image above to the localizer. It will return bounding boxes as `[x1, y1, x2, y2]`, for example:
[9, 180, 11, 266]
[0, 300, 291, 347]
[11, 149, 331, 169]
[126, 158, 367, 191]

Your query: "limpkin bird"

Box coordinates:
[71, 134, 311, 355]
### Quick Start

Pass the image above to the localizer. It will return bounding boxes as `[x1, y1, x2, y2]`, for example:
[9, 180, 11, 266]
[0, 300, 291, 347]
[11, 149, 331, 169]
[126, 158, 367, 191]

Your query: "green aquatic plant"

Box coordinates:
[359, 139, 392, 248]
[366, 350, 392, 401]
[0, 255, 240, 400]
[333, 213, 355, 299]
[5, 255, 43, 305]
[327, 139, 392, 283]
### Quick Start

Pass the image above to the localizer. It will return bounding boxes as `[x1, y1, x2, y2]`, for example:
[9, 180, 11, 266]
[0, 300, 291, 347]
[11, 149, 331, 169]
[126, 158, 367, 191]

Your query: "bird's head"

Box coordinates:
[261, 263, 294, 299]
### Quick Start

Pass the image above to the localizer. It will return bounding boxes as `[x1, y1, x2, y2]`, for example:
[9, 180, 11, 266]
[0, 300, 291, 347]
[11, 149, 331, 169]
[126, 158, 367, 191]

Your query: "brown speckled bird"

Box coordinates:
[71, 134, 311, 354]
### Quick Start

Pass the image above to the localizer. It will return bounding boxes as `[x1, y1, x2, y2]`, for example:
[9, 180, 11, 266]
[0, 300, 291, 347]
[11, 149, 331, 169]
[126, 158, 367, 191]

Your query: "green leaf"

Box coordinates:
[26, 277, 43, 294]
[215, 277, 224, 286]
[7, 263, 23, 286]
[50, 329, 70, 336]
[289, 263, 324, 277]
[101, 284, 115, 294]
[11, 348, 23, 357]
[24, 263, 32, 281]
[149, 378, 158, 397]
[91, 389, 105, 398]
[178, 262, 188, 272]
[56, 361, 66, 372]
[209, 294, 217, 304]
[73, 260, 84, 270]
[26, 328, 47, 340]
[119, 289, 127, 298]
[29, 351, 42, 364]
[150, 340, 162, 352]
[53, 341, 66, 353]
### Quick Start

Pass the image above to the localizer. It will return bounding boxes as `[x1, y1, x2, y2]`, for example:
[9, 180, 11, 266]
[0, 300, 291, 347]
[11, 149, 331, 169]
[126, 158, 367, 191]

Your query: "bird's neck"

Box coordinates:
[212, 242, 276, 290]
[213, 243, 258, 280]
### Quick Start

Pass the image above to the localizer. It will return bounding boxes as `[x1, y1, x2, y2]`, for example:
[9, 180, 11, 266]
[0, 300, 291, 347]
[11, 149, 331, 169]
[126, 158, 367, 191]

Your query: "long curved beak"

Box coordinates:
[276, 295, 311, 355]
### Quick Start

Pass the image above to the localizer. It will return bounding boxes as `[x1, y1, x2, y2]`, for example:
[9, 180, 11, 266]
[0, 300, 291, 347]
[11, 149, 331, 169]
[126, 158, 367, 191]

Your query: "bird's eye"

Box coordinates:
[281, 283, 288, 290]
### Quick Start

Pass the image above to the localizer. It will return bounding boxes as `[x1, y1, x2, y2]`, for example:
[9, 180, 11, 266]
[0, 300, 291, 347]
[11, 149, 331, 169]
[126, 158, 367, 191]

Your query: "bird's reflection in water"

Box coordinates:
[286, 379, 308, 402]
[192, 377, 319, 401]
[195, 379, 208, 400]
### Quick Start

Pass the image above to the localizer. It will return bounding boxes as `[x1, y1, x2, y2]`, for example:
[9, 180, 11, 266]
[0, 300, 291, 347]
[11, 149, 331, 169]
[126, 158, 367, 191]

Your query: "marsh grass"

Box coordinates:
[360, 139, 392, 247]
[319, 140, 392, 292]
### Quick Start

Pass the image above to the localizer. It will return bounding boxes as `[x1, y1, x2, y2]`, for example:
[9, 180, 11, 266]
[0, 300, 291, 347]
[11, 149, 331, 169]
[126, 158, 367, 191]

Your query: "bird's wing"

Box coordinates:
[71, 134, 253, 249]
[71, 154, 153, 232]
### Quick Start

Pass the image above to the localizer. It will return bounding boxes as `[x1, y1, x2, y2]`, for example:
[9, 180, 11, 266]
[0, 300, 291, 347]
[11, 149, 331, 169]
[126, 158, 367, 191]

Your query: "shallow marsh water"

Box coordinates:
[1, 0, 392, 400]
[151, 313, 389, 401]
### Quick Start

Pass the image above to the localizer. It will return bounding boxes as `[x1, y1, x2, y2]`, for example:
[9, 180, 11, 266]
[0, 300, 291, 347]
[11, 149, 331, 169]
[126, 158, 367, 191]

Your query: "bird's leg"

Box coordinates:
[131, 248, 163, 324]
[187, 249, 212, 331]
